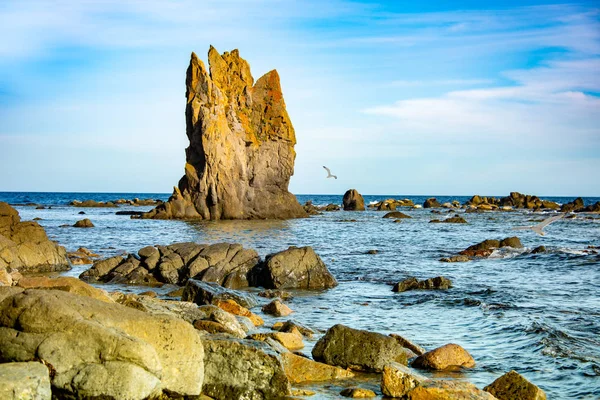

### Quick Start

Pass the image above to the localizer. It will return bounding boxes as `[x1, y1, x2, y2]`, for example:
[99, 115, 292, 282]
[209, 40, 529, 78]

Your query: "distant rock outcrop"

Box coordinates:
[0, 202, 68, 276]
[343, 189, 365, 211]
[142, 46, 306, 220]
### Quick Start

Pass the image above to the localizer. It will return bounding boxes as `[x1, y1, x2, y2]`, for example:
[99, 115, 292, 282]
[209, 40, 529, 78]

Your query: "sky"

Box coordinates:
[0, 0, 599, 196]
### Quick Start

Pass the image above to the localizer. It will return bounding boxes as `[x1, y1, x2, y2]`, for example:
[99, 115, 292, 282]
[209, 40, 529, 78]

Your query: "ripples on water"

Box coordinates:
[2, 192, 600, 399]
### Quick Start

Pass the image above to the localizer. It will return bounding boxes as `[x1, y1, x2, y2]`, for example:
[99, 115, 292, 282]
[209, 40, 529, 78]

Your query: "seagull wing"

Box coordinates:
[536, 213, 564, 229]
[323, 166, 331, 175]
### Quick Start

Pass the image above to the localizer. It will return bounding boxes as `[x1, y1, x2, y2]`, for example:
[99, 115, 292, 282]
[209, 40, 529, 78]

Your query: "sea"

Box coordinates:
[1, 191, 599, 399]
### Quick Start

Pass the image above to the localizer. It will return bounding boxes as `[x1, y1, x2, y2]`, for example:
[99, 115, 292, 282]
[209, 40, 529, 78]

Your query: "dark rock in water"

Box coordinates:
[32, 217, 42, 221]
[262, 298, 293, 316]
[70, 200, 117, 208]
[141, 47, 306, 220]
[340, 387, 376, 398]
[35, 206, 45, 210]
[579, 201, 600, 213]
[73, 218, 94, 228]
[202, 336, 291, 399]
[252, 246, 337, 289]
[412, 343, 475, 371]
[500, 237, 522, 248]
[392, 276, 452, 292]
[280, 320, 315, 338]
[312, 324, 411, 372]
[116, 211, 144, 216]
[423, 198, 441, 208]
[484, 370, 547, 400]
[440, 255, 470, 263]
[561, 197, 584, 213]
[383, 211, 411, 219]
[459, 237, 522, 258]
[78, 211, 86, 214]
[343, 189, 365, 211]
[258, 289, 293, 300]
[0, 202, 69, 273]
[323, 203, 340, 211]
[389, 333, 426, 356]
[303, 201, 321, 216]
[532, 246, 547, 254]
[430, 215, 467, 224]
[182, 280, 257, 308]
[366, 249, 378, 255]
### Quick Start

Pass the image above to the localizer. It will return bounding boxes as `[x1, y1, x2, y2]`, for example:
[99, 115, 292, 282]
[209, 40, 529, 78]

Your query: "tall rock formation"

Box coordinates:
[142, 46, 306, 220]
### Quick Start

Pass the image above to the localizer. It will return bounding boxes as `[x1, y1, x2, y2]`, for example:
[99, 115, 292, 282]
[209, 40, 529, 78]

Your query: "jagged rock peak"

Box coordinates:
[142, 46, 306, 220]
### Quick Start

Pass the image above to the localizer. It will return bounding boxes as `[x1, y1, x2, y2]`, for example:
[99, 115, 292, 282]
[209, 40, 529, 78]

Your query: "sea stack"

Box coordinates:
[142, 46, 306, 220]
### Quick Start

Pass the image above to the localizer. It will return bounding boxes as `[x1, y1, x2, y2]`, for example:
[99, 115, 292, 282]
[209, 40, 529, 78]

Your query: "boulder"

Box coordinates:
[532, 246, 547, 254]
[279, 320, 315, 338]
[16, 276, 113, 303]
[280, 352, 354, 383]
[484, 370, 546, 400]
[216, 299, 263, 326]
[459, 237, 522, 258]
[73, 218, 94, 228]
[412, 343, 475, 371]
[423, 198, 441, 208]
[253, 246, 337, 289]
[343, 189, 365, 211]
[312, 324, 410, 372]
[258, 289, 293, 299]
[202, 336, 291, 399]
[248, 330, 304, 351]
[340, 387, 376, 398]
[0, 362, 52, 400]
[393, 276, 452, 293]
[430, 215, 467, 223]
[381, 362, 428, 398]
[262, 298, 293, 317]
[389, 334, 426, 356]
[182, 280, 258, 308]
[0, 288, 204, 398]
[406, 380, 497, 399]
[561, 197, 584, 213]
[0, 202, 69, 273]
[383, 211, 411, 219]
[141, 47, 306, 220]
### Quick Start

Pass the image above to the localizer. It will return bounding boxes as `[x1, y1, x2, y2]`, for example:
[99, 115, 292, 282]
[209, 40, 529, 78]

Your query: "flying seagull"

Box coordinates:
[323, 166, 337, 179]
[512, 213, 565, 236]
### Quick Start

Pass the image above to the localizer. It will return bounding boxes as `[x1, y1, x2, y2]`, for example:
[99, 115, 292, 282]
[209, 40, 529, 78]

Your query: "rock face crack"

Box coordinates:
[142, 47, 306, 220]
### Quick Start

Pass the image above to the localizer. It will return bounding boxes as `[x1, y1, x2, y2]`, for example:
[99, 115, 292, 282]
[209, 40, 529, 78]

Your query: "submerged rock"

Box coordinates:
[392, 276, 452, 292]
[430, 215, 467, 224]
[383, 211, 412, 219]
[73, 218, 94, 228]
[141, 47, 306, 220]
[484, 370, 546, 400]
[312, 324, 411, 372]
[0, 202, 69, 274]
[343, 189, 365, 211]
[412, 343, 475, 371]
[340, 387, 376, 398]
[458, 237, 522, 258]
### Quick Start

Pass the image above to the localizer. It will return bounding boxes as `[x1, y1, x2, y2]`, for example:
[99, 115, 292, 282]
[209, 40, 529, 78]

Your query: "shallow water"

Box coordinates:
[2, 192, 600, 399]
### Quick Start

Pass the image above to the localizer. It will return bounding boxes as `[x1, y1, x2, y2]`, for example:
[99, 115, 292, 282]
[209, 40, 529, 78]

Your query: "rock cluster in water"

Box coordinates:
[141, 46, 306, 220]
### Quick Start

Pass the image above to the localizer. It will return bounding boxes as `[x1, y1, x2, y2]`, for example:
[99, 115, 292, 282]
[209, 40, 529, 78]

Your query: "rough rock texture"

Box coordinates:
[430, 215, 467, 224]
[183, 279, 258, 308]
[392, 276, 452, 293]
[81, 242, 260, 289]
[381, 362, 428, 398]
[253, 246, 337, 289]
[312, 324, 411, 372]
[340, 387, 376, 398]
[383, 211, 412, 219]
[280, 352, 354, 383]
[484, 370, 546, 400]
[0, 202, 69, 274]
[0, 362, 52, 400]
[73, 218, 94, 228]
[467, 192, 560, 211]
[202, 336, 291, 399]
[561, 197, 585, 212]
[389, 334, 426, 356]
[343, 189, 365, 211]
[406, 380, 497, 399]
[16, 276, 113, 303]
[423, 198, 441, 208]
[262, 298, 293, 317]
[0, 288, 204, 399]
[412, 343, 475, 371]
[142, 47, 306, 220]
[458, 237, 523, 258]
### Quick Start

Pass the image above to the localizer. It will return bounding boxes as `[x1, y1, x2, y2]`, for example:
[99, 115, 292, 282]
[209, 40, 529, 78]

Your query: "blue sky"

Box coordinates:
[0, 0, 599, 196]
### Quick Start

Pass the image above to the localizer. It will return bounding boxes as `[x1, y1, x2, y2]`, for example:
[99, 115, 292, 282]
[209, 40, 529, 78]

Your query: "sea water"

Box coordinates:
[1, 192, 599, 399]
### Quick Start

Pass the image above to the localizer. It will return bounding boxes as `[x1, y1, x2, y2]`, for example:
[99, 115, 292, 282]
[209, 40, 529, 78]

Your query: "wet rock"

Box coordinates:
[423, 198, 441, 208]
[141, 47, 306, 220]
[340, 387, 376, 398]
[0, 362, 51, 400]
[248, 330, 304, 351]
[383, 211, 411, 219]
[323, 203, 341, 211]
[389, 334, 426, 356]
[312, 324, 410, 372]
[253, 246, 337, 289]
[303, 201, 321, 216]
[280, 352, 354, 383]
[406, 380, 496, 399]
[182, 280, 258, 308]
[430, 215, 467, 224]
[393, 276, 452, 293]
[412, 343, 475, 371]
[366, 249, 378, 254]
[484, 370, 546, 400]
[73, 218, 94, 228]
[459, 237, 522, 258]
[439, 255, 471, 263]
[262, 298, 293, 317]
[343, 189, 365, 211]
[197, 305, 247, 338]
[280, 320, 315, 338]
[500, 237, 523, 248]
[532, 246, 547, 254]
[258, 289, 293, 299]
[381, 362, 428, 398]
[115, 210, 144, 216]
[580, 201, 600, 213]
[202, 336, 291, 399]
[561, 197, 584, 213]
[0, 202, 69, 273]
[216, 299, 263, 326]
[0, 288, 204, 398]
[70, 200, 117, 207]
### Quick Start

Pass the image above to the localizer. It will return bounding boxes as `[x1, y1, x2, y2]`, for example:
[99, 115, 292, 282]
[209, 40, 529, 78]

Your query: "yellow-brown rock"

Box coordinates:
[412, 343, 475, 371]
[280, 352, 354, 383]
[484, 370, 546, 400]
[142, 47, 306, 220]
[381, 362, 428, 397]
[16, 276, 114, 303]
[216, 299, 264, 326]
[249, 330, 304, 351]
[340, 387, 376, 398]
[406, 380, 497, 399]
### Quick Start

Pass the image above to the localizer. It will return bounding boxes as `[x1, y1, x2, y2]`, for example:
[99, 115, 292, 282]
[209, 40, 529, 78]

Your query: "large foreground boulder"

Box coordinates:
[202, 336, 291, 399]
[0, 362, 52, 400]
[0, 288, 204, 399]
[0, 202, 68, 274]
[312, 324, 411, 372]
[343, 189, 365, 211]
[484, 370, 546, 400]
[252, 246, 337, 289]
[141, 47, 306, 220]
